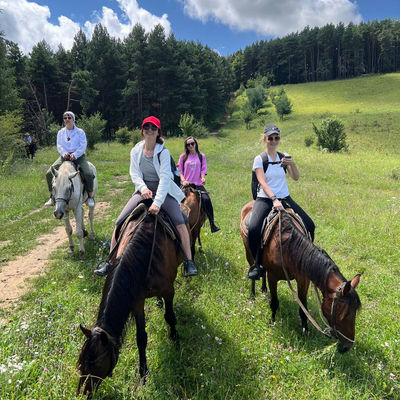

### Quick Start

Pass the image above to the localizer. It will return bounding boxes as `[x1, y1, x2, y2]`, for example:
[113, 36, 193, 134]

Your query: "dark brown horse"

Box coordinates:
[76, 206, 183, 396]
[181, 184, 207, 256]
[240, 200, 361, 353]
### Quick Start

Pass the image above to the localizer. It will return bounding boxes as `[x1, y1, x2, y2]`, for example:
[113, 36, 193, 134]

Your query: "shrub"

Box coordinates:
[132, 129, 142, 145]
[78, 112, 106, 150]
[115, 127, 132, 145]
[246, 85, 266, 112]
[178, 113, 208, 138]
[272, 89, 292, 120]
[0, 111, 24, 172]
[312, 117, 348, 152]
[241, 102, 256, 129]
[304, 135, 314, 147]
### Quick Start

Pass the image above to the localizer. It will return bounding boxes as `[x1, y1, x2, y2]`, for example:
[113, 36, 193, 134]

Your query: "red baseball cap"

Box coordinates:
[141, 116, 161, 130]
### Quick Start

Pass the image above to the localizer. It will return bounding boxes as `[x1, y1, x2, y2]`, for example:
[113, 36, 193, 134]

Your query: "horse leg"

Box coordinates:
[197, 232, 203, 253]
[134, 302, 148, 380]
[88, 199, 95, 240]
[74, 205, 85, 256]
[250, 280, 255, 299]
[64, 212, 74, 253]
[261, 272, 267, 295]
[267, 275, 279, 322]
[163, 290, 178, 341]
[297, 279, 310, 334]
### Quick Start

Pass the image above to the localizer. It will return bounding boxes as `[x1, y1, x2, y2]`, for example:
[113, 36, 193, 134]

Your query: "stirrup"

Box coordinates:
[247, 264, 263, 280]
[183, 260, 198, 277]
[94, 261, 112, 277]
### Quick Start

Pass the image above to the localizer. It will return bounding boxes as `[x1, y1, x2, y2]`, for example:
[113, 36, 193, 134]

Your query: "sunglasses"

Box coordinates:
[267, 136, 280, 141]
[186, 142, 196, 147]
[143, 125, 158, 131]
[63, 116, 72, 120]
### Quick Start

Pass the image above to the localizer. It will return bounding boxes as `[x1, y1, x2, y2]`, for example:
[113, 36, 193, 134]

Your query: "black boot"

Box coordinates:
[247, 264, 263, 280]
[94, 261, 113, 277]
[210, 221, 220, 233]
[183, 260, 198, 277]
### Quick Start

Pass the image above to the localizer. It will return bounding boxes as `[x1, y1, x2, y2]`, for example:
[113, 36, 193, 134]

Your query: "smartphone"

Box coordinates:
[283, 152, 291, 159]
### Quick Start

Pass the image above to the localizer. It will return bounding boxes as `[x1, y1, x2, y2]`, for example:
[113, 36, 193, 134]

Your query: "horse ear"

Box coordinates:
[51, 166, 58, 177]
[80, 324, 92, 338]
[350, 274, 361, 289]
[68, 171, 79, 179]
[342, 281, 352, 296]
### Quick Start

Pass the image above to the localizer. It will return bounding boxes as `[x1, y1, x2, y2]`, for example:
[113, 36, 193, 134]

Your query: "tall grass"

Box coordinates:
[0, 73, 399, 399]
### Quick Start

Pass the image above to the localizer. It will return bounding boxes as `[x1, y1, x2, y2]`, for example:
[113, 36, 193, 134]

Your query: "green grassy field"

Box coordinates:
[0, 73, 399, 399]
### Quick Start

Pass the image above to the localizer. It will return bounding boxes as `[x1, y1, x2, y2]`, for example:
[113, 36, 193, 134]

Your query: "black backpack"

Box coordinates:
[157, 149, 181, 186]
[251, 151, 286, 200]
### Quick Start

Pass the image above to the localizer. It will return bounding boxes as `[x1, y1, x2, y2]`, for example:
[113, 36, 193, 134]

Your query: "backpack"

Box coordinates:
[157, 149, 181, 186]
[181, 153, 203, 175]
[251, 151, 287, 200]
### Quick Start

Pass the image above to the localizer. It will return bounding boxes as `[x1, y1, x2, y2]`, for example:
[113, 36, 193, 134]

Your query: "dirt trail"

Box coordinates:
[0, 201, 110, 309]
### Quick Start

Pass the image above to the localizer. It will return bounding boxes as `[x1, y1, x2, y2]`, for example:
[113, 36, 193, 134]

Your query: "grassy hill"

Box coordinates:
[0, 73, 399, 399]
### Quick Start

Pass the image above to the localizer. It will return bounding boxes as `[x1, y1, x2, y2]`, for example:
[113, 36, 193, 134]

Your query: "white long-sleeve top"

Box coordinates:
[56, 125, 87, 159]
[130, 140, 185, 208]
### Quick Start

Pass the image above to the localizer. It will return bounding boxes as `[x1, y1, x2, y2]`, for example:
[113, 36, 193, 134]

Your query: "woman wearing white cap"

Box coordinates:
[247, 123, 315, 280]
[45, 111, 95, 207]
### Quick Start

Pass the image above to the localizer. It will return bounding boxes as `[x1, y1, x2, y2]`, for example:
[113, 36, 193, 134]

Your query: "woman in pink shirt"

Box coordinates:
[178, 137, 220, 233]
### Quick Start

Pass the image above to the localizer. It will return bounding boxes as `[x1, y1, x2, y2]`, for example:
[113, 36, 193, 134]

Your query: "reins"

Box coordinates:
[189, 188, 203, 233]
[276, 210, 354, 344]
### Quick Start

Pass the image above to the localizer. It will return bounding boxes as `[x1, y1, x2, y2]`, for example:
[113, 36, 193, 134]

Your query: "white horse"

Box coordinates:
[51, 161, 98, 255]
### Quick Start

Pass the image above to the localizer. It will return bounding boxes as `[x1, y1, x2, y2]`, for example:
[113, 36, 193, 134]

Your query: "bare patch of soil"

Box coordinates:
[0, 201, 110, 309]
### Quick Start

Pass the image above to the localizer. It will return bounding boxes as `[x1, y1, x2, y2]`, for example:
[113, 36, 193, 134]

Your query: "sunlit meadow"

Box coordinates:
[0, 73, 399, 399]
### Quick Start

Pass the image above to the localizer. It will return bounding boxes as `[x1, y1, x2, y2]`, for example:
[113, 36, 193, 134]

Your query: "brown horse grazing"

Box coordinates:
[240, 201, 361, 353]
[181, 184, 207, 256]
[76, 205, 183, 396]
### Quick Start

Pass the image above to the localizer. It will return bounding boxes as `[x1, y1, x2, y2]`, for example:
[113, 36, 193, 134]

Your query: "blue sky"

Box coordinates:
[1, 0, 399, 56]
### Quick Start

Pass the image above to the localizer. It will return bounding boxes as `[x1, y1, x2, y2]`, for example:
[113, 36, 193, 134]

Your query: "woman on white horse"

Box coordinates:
[45, 111, 95, 207]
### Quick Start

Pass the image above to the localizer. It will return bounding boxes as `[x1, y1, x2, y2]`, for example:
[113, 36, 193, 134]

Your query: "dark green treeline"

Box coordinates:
[229, 19, 400, 87]
[2, 23, 233, 140]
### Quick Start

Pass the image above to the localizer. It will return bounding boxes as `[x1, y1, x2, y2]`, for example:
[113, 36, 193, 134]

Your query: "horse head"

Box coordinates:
[53, 162, 77, 219]
[76, 325, 118, 397]
[321, 274, 361, 353]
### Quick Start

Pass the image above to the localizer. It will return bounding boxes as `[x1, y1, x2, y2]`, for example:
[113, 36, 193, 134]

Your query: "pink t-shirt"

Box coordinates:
[178, 153, 207, 186]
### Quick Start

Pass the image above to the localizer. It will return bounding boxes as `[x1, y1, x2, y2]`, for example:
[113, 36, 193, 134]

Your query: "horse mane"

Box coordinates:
[96, 214, 164, 340]
[181, 183, 198, 196]
[280, 213, 361, 309]
[280, 214, 338, 284]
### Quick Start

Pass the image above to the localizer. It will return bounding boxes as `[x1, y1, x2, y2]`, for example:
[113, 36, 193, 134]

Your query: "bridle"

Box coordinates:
[277, 210, 355, 344]
[78, 327, 118, 382]
[55, 178, 75, 205]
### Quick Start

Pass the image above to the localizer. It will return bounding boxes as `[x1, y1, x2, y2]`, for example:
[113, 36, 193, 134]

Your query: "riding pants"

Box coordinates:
[196, 185, 217, 225]
[247, 196, 315, 260]
[46, 154, 94, 193]
[115, 180, 185, 227]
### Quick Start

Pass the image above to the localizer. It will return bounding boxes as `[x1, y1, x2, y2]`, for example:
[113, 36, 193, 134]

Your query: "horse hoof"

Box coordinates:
[67, 247, 74, 254]
[83, 229, 88, 238]
[90, 234, 95, 241]
[79, 250, 85, 259]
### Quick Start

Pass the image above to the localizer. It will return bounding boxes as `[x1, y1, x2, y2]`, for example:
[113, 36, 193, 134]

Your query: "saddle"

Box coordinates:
[111, 201, 185, 262]
[242, 207, 310, 248]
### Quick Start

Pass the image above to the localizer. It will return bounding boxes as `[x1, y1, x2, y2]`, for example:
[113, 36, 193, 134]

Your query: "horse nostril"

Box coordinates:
[337, 342, 351, 353]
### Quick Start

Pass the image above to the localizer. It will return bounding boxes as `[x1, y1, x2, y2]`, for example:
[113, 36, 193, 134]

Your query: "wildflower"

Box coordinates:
[271, 375, 276, 380]
[78, 275, 84, 279]
[225, 262, 229, 266]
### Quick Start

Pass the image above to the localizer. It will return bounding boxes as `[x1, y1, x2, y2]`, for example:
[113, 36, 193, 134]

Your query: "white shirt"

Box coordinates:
[56, 125, 87, 159]
[252, 153, 290, 198]
[130, 141, 185, 208]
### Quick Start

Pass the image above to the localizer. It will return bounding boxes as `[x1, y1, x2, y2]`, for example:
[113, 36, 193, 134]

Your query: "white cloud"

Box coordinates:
[181, 0, 362, 36]
[0, 0, 171, 55]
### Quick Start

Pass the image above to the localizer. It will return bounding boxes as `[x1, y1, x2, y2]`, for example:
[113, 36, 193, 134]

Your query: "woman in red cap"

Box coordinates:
[94, 116, 197, 277]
